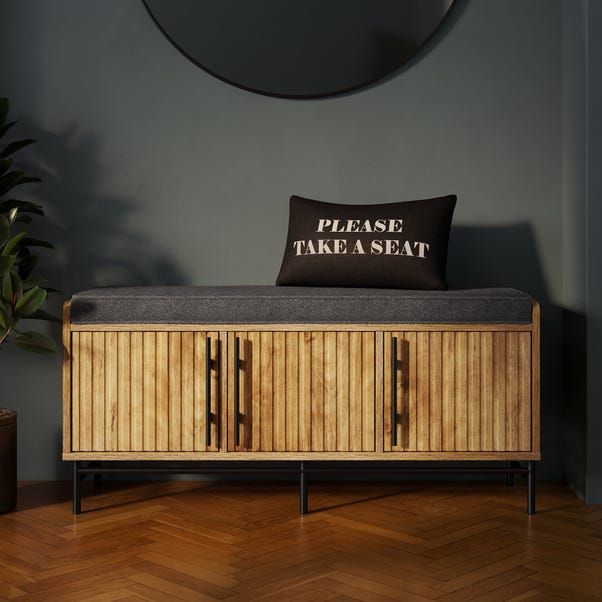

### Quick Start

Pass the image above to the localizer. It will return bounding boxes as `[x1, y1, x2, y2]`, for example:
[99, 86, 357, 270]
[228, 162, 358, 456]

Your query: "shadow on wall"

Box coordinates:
[17, 120, 186, 299]
[448, 224, 562, 478]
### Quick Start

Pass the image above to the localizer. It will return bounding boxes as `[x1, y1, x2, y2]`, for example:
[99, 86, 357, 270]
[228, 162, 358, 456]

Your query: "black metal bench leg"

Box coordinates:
[505, 460, 514, 486]
[300, 461, 308, 515]
[73, 461, 81, 515]
[93, 461, 102, 488]
[527, 461, 536, 515]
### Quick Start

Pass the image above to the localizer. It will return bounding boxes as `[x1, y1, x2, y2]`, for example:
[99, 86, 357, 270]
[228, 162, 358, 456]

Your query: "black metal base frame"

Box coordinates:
[72, 460, 536, 516]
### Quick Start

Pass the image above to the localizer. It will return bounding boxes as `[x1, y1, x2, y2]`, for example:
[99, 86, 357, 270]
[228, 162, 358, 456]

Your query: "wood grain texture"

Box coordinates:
[229, 331, 376, 453]
[62, 302, 72, 454]
[3, 482, 590, 601]
[531, 301, 541, 453]
[71, 322, 534, 332]
[71, 330, 215, 453]
[384, 330, 532, 453]
[67, 318, 537, 459]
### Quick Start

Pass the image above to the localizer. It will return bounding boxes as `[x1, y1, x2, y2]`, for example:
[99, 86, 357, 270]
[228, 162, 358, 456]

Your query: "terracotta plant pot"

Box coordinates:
[0, 408, 17, 513]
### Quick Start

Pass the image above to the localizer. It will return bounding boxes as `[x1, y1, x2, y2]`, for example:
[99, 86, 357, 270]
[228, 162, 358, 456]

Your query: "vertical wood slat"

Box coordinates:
[168, 333, 182, 451]
[383, 332, 392, 451]
[117, 332, 130, 451]
[349, 332, 362, 452]
[180, 332, 194, 451]
[227, 332, 236, 450]
[260, 332, 273, 451]
[143, 332, 156, 452]
[531, 302, 541, 453]
[105, 332, 118, 452]
[362, 332, 375, 451]
[324, 332, 337, 451]
[505, 332, 519, 451]
[63, 303, 72, 454]
[441, 332, 454, 451]
[311, 332, 324, 451]
[71, 332, 80, 451]
[273, 332, 286, 451]
[467, 332, 481, 451]
[193, 332, 205, 451]
[130, 332, 143, 451]
[429, 332, 442, 451]
[519, 332, 532, 451]
[285, 332, 299, 451]
[480, 332, 494, 450]
[336, 332, 349, 452]
[416, 332, 430, 451]
[299, 332, 312, 451]
[407, 333, 417, 451]
[79, 332, 92, 451]
[92, 332, 105, 451]
[455, 332, 468, 451]
[375, 331, 384, 453]
[155, 332, 169, 451]
[493, 332, 506, 451]
[250, 331, 261, 451]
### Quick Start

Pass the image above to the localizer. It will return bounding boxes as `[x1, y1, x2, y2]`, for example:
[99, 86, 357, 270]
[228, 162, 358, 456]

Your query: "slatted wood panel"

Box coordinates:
[70, 331, 219, 452]
[384, 331, 532, 452]
[229, 331, 377, 452]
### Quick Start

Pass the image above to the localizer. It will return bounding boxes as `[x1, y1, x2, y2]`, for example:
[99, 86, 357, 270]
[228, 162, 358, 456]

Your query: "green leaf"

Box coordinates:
[14, 285, 46, 317]
[13, 331, 56, 354]
[20, 237, 54, 250]
[2, 231, 26, 255]
[0, 98, 8, 129]
[0, 158, 13, 176]
[0, 121, 16, 139]
[0, 199, 44, 215]
[3, 270, 22, 304]
[2, 271, 12, 303]
[0, 255, 16, 277]
[22, 277, 48, 290]
[0, 300, 11, 330]
[0, 171, 41, 196]
[0, 138, 35, 159]
[0, 214, 9, 246]
[7, 207, 17, 225]
[26, 309, 61, 323]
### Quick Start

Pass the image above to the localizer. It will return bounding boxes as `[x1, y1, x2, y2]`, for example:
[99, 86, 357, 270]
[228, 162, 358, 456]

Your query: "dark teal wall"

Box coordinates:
[0, 0, 565, 480]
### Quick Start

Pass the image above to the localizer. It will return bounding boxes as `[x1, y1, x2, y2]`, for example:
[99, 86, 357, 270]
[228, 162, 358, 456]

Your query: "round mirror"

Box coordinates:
[143, 0, 456, 99]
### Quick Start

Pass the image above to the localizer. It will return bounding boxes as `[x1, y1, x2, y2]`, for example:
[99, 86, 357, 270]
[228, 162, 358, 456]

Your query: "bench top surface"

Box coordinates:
[70, 286, 533, 324]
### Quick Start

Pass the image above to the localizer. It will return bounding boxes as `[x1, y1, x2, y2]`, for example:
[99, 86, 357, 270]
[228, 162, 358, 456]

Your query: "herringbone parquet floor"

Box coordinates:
[0, 479, 601, 601]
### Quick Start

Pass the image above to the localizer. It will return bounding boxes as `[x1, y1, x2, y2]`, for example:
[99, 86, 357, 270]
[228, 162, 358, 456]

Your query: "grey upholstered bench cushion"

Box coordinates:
[70, 286, 532, 324]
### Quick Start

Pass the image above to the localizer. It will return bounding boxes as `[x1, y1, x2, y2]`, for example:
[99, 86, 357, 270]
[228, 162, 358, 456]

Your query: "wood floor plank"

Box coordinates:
[1, 482, 598, 601]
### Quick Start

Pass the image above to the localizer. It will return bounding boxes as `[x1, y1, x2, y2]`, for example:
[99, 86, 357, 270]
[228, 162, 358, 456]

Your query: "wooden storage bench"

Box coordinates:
[62, 286, 540, 513]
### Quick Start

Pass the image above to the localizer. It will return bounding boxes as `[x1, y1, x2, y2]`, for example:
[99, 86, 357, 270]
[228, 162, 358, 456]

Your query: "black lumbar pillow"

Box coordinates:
[276, 194, 457, 290]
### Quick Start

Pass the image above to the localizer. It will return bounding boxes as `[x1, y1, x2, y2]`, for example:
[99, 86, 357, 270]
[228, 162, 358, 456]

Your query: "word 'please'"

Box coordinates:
[317, 219, 403, 233]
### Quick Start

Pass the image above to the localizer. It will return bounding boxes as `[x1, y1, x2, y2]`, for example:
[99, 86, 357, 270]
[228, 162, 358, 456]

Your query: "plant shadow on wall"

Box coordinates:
[17, 120, 186, 296]
[447, 224, 561, 478]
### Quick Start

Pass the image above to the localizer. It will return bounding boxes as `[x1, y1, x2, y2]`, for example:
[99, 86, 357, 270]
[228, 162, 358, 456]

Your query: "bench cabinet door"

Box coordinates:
[384, 331, 532, 452]
[70, 331, 220, 452]
[227, 331, 378, 452]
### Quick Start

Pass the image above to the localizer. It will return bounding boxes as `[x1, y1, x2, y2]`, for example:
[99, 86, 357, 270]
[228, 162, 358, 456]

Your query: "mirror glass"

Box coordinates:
[144, 0, 455, 98]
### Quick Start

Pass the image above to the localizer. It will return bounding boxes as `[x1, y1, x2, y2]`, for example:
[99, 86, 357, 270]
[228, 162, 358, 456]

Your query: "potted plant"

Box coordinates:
[0, 97, 57, 514]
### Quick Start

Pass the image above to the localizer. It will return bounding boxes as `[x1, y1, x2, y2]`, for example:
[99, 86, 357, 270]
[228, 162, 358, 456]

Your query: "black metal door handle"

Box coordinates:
[391, 336, 397, 447]
[234, 336, 240, 447]
[205, 336, 212, 447]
